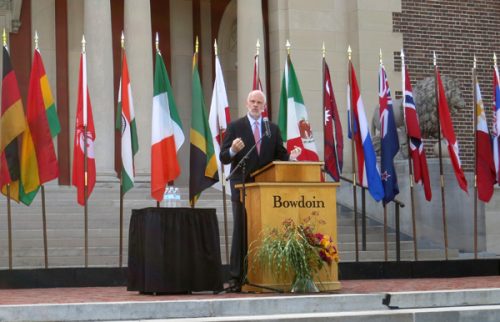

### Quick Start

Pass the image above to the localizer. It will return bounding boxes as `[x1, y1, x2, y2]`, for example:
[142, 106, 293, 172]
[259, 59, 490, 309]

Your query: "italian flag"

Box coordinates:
[151, 51, 184, 202]
[116, 49, 138, 194]
[278, 56, 319, 161]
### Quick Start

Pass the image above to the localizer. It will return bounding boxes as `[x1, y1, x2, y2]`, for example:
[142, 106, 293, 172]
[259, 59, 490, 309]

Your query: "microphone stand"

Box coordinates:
[226, 131, 281, 293]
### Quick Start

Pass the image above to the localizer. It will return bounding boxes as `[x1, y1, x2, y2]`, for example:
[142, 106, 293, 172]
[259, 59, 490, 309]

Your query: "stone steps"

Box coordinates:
[2, 289, 500, 321]
[339, 248, 457, 262]
[0, 183, 458, 268]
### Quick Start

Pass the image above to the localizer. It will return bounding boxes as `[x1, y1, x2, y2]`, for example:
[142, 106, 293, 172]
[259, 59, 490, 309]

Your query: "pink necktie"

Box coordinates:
[253, 121, 261, 154]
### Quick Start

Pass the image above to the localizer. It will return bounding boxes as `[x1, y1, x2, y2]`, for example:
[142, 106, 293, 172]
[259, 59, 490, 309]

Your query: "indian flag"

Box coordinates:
[151, 51, 184, 202]
[116, 49, 138, 194]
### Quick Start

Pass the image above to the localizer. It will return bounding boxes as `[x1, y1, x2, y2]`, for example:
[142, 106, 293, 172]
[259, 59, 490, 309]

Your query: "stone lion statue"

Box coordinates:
[371, 75, 465, 158]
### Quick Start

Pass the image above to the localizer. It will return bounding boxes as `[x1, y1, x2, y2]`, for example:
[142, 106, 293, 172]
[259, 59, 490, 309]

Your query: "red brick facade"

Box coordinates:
[393, 0, 500, 171]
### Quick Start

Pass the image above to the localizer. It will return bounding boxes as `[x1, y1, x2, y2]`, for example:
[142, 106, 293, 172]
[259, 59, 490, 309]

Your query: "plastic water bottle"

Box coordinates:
[173, 187, 181, 207]
[163, 186, 173, 207]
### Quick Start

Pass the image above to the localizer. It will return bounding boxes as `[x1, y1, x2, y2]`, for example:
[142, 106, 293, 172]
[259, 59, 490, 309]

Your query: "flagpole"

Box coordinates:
[348, 46, 359, 262]
[3, 30, 13, 270]
[472, 55, 478, 260]
[7, 184, 13, 269]
[434, 51, 449, 260]
[254, 39, 260, 90]
[33, 31, 50, 269]
[379, 49, 389, 262]
[154, 33, 161, 209]
[494, 53, 500, 187]
[118, 31, 125, 267]
[322, 43, 326, 173]
[322, 43, 327, 179]
[214, 39, 230, 263]
[191, 36, 199, 209]
[401, 50, 419, 261]
[82, 35, 89, 267]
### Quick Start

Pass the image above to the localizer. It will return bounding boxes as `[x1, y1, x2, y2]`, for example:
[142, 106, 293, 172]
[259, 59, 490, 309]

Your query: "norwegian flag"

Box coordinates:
[378, 64, 400, 204]
[403, 65, 432, 201]
[493, 65, 500, 184]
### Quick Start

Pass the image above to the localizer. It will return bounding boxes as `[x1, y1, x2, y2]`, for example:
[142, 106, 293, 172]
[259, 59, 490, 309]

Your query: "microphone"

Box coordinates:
[263, 116, 271, 138]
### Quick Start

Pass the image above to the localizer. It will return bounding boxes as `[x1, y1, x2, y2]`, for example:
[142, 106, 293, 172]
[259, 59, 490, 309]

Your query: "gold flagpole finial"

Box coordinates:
[195, 36, 199, 54]
[433, 51, 437, 66]
[121, 31, 125, 49]
[34, 30, 39, 50]
[155, 32, 160, 54]
[214, 39, 218, 56]
[494, 53, 497, 68]
[379, 48, 383, 65]
[256, 38, 260, 56]
[286, 39, 291, 56]
[348, 45, 352, 61]
[473, 54, 477, 69]
[322, 42, 326, 58]
[81, 34, 86, 53]
[2, 28, 6, 47]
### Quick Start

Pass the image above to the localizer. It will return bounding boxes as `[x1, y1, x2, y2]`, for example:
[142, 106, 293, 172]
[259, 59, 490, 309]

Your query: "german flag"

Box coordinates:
[189, 47, 218, 207]
[0, 45, 29, 202]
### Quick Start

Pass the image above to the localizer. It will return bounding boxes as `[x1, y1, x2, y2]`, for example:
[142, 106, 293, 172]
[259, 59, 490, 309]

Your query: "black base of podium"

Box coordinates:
[0, 260, 499, 289]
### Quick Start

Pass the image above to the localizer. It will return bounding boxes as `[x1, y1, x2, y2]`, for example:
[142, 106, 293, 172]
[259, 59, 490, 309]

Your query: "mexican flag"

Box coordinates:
[278, 56, 319, 161]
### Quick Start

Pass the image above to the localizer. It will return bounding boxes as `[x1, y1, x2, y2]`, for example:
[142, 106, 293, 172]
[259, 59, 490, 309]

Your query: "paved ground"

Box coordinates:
[1, 276, 500, 305]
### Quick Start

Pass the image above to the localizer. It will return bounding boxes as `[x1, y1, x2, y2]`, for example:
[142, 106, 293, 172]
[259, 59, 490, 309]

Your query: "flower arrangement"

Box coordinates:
[249, 211, 338, 292]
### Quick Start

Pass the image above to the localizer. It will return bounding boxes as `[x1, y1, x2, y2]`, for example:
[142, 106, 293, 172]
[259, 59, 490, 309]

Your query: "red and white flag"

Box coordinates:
[72, 49, 96, 206]
[435, 67, 467, 193]
[474, 78, 496, 202]
[253, 53, 269, 120]
[323, 57, 343, 181]
[209, 54, 231, 193]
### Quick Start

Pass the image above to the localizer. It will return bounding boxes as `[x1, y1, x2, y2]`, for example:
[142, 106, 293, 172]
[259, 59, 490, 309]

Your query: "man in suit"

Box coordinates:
[220, 90, 301, 289]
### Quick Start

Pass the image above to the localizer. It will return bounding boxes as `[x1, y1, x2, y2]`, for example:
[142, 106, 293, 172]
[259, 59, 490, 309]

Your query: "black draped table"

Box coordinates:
[127, 207, 223, 293]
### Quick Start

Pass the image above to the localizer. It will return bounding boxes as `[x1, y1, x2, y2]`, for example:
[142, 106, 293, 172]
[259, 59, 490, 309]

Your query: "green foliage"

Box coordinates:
[249, 216, 326, 290]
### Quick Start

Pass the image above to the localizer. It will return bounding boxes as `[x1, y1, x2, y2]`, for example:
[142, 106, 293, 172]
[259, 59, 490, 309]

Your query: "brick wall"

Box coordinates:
[393, 0, 500, 171]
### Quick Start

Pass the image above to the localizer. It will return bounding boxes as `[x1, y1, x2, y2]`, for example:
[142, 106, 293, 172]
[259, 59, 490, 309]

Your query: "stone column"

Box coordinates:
[169, 0, 192, 186]
[237, 0, 264, 116]
[84, 0, 115, 178]
[124, 0, 153, 176]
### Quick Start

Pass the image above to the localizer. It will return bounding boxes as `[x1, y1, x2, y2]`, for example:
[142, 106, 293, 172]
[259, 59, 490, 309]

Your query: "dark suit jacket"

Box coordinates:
[220, 116, 289, 201]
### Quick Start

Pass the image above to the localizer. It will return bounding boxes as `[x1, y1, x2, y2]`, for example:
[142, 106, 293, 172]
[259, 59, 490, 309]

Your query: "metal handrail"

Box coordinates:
[339, 175, 405, 261]
[340, 175, 405, 208]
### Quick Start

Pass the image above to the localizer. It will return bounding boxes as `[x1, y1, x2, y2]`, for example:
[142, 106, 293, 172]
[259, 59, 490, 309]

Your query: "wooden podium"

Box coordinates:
[238, 161, 341, 292]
